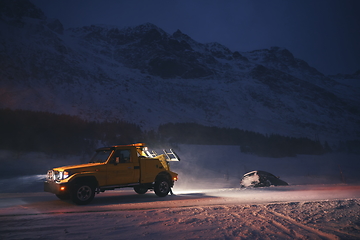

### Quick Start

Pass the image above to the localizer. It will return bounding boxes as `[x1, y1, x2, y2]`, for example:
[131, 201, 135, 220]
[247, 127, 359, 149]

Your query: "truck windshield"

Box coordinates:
[89, 150, 112, 163]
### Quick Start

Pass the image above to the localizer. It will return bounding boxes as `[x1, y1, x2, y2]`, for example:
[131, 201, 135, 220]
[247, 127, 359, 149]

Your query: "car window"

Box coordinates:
[112, 149, 131, 163]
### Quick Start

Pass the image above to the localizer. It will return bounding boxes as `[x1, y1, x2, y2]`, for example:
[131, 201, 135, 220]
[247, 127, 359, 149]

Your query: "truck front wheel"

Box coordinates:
[71, 183, 95, 205]
[154, 178, 170, 197]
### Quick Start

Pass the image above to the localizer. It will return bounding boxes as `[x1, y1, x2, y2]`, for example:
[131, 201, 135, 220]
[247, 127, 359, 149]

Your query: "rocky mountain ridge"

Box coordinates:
[0, 0, 359, 142]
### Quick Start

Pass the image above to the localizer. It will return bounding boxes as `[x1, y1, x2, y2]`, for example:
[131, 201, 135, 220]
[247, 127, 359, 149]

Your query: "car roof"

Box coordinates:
[243, 170, 275, 177]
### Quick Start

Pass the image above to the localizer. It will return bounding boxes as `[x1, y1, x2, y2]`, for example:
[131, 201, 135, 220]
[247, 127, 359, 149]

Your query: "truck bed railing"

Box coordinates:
[144, 148, 157, 158]
[163, 149, 181, 161]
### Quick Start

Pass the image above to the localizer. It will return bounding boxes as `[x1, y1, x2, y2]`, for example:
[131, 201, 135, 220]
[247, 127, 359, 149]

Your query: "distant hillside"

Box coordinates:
[0, 0, 359, 143]
[0, 109, 337, 159]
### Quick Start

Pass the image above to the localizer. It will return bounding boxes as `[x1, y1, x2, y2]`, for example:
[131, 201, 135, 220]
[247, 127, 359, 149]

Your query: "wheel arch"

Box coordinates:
[155, 171, 173, 186]
[69, 175, 99, 188]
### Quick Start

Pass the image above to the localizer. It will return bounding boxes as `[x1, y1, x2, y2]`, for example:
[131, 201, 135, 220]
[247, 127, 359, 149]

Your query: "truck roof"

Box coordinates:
[96, 143, 146, 151]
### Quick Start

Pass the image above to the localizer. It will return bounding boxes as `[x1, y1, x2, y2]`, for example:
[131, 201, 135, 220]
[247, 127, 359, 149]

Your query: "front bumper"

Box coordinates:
[44, 181, 69, 195]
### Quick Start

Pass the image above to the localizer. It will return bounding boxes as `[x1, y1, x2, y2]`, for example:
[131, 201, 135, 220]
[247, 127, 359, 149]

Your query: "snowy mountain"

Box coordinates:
[1, 0, 359, 142]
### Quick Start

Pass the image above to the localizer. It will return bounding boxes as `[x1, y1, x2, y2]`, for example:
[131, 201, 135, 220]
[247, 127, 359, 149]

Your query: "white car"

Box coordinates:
[240, 170, 288, 188]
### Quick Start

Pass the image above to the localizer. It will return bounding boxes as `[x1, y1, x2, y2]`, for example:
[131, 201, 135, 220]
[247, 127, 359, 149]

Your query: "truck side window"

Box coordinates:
[113, 149, 131, 163]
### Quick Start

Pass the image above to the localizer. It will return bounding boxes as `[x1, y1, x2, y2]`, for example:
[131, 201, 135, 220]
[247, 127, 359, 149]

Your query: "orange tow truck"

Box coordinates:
[44, 143, 179, 205]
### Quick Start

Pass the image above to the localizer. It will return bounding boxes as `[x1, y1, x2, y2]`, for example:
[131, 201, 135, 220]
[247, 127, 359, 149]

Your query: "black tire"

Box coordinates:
[134, 185, 148, 194]
[264, 180, 271, 187]
[56, 193, 70, 200]
[154, 178, 170, 197]
[71, 183, 95, 205]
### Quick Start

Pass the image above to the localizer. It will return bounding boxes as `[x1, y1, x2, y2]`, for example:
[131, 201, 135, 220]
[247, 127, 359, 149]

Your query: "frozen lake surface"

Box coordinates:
[1, 185, 360, 239]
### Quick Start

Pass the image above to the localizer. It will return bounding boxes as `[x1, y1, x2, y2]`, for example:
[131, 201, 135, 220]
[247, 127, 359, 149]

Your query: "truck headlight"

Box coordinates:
[59, 171, 70, 180]
[63, 171, 69, 179]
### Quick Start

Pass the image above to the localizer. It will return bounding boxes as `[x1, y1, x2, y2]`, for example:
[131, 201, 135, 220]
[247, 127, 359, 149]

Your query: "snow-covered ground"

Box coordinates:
[1, 144, 359, 239]
[0, 186, 360, 239]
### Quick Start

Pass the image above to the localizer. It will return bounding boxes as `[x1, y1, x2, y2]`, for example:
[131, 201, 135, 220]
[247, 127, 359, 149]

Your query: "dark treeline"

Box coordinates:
[0, 109, 358, 157]
[0, 108, 142, 156]
[157, 123, 325, 157]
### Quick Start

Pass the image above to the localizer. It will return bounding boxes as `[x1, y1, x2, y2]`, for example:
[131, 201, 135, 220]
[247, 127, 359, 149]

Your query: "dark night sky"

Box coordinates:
[31, 0, 360, 75]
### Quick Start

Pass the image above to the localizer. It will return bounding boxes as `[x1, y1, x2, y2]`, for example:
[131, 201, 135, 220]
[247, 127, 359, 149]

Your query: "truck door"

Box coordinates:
[107, 149, 136, 185]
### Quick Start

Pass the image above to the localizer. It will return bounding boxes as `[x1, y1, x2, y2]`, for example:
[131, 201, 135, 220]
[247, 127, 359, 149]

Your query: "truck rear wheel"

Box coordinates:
[71, 183, 95, 205]
[154, 178, 170, 197]
[134, 185, 148, 194]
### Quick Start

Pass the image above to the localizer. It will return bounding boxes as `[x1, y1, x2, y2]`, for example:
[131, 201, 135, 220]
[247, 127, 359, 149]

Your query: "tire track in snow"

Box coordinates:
[261, 206, 340, 240]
